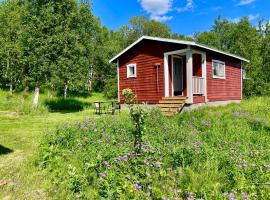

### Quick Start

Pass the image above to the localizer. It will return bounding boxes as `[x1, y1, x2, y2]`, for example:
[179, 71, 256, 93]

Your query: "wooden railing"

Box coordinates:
[192, 76, 204, 95]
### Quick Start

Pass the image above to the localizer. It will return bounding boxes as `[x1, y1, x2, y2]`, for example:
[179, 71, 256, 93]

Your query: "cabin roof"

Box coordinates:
[109, 36, 250, 63]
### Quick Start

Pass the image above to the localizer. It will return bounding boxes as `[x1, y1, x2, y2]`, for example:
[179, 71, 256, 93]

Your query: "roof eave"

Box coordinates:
[110, 36, 250, 63]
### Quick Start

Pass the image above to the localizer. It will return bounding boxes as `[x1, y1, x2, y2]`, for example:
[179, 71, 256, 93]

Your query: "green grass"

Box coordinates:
[37, 97, 270, 199]
[0, 90, 112, 199]
[0, 89, 269, 199]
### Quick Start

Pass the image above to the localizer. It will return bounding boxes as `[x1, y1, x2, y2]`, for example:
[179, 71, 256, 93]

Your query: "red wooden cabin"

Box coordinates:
[110, 36, 249, 113]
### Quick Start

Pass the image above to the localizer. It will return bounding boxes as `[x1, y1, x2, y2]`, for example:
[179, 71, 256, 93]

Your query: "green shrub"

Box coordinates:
[44, 98, 90, 112]
[37, 97, 270, 199]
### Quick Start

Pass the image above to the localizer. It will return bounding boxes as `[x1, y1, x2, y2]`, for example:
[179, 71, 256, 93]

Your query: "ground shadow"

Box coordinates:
[0, 145, 13, 155]
[249, 119, 270, 132]
[44, 98, 91, 113]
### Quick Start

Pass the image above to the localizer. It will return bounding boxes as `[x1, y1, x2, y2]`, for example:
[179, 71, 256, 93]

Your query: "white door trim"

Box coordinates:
[164, 55, 169, 97]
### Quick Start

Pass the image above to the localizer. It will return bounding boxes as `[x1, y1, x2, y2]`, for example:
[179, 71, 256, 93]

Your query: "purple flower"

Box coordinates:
[133, 182, 142, 191]
[99, 172, 106, 178]
[156, 161, 162, 168]
[103, 161, 110, 169]
[201, 120, 210, 126]
[229, 192, 236, 200]
[233, 111, 241, 118]
[242, 192, 249, 200]
[126, 175, 132, 180]
[187, 192, 195, 200]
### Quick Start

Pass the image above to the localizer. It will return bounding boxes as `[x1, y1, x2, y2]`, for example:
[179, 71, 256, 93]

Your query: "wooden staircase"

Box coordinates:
[158, 96, 187, 116]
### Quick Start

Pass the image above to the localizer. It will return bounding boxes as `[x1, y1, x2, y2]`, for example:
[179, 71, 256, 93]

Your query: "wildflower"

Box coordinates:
[99, 172, 106, 178]
[80, 125, 88, 131]
[201, 119, 210, 126]
[265, 163, 270, 170]
[126, 175, 132, 180]
[242, 192, 249, 200]
[133, 182, 142, 191]
[156, 161, 162, 168]
[233, 111, 241, 118]
[103, 161, 110, 169]
[187, 192, 195, 200]
[229, 192, 236, 200]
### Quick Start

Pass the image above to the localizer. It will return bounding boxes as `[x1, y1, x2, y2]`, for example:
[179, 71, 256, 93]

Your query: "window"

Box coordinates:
[212, 60, 225, 79]
[127, 64, 136, 78]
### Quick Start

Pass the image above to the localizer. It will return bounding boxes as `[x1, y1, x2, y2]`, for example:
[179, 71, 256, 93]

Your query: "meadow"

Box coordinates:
[0, 90, 269, 199]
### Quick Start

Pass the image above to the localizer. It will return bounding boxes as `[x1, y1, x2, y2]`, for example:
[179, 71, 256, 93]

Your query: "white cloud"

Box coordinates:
[238, 0, 256, 6]
[228, 17, 241, 23]
[228, 14, 259, 23]
[138, 0, 174, 22]
[152, 15, 173, 22]
[177, 0, 193, 12]
[248, 14, 259, 21]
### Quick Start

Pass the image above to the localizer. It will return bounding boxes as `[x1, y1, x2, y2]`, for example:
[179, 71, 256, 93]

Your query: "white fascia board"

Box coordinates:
[195, 43, 250, 63]
[110, 36, 250, 63]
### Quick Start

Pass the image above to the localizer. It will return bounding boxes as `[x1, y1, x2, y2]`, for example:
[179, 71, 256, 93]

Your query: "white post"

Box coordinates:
[202, 53, 207, 101]
[164, 54, 169, 97]
[117, 59, 120, 102]
[186, 48, 193, 104]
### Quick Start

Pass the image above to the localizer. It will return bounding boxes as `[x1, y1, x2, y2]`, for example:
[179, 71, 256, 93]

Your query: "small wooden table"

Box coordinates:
[94, 101, 120, 115]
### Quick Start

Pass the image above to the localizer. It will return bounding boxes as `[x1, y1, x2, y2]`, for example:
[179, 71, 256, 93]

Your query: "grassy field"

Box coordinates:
[0, 90, 269, 199]
[0, 90, 111, 199]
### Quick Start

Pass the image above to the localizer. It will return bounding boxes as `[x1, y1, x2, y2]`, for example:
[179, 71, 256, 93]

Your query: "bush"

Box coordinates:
[44, 98, 90, 112]
[37, 97, 270, 199]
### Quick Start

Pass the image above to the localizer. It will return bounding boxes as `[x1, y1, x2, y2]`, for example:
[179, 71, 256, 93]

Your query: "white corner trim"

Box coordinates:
[127, 63, 137, 78]
[241, 61, 243, 100]
[202, 53, 207, 99]
[117, 59, 120, 101]
[110, 36, 249, 63]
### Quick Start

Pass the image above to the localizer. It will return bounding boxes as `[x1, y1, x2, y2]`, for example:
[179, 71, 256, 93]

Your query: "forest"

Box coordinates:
[0, 0, 270, 105]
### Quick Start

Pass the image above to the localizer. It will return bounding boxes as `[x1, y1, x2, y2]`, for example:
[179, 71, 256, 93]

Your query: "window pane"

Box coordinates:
[218, 63, 224, 77]
[129, 66, 135, 76]
[213, 62, 218, 76]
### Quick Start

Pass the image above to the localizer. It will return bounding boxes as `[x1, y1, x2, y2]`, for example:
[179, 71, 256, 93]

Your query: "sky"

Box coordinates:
[91, 0, 270, 36]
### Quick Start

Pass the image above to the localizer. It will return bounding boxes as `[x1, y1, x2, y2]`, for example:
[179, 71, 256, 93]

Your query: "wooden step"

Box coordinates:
[158, 104, 183, 108]
[158, 96, 186, 116]
[162, 96, 187, 100]
[159, 100, 185, 104]
[160, 107, 180, 112]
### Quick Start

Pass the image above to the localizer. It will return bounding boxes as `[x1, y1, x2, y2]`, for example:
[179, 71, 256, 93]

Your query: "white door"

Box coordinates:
[172, 56, 183, 96]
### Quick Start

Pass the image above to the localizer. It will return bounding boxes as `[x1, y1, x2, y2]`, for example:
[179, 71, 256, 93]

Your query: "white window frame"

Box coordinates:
[127, 63, 137, 78]
[212, 60, 225, 79]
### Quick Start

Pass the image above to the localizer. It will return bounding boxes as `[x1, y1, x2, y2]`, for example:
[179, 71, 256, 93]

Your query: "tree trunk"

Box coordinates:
[33, 86, 39, 107]
[9, 82, 13, 94]
[64, 84, 68, 99]
[87, 67, 93, 95]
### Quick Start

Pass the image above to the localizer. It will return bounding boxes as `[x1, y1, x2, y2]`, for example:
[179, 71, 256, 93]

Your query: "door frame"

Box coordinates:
[171, 55, 184, 96]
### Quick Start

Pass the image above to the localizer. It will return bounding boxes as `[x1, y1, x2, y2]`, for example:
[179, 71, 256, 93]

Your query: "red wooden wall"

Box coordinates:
[118, 40, 186, 103]
[118, 40, 242, 104]
[206, 52, 242, 102]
